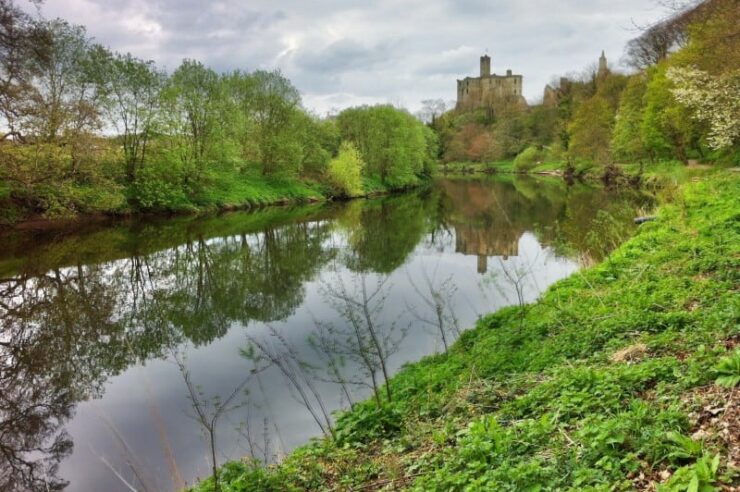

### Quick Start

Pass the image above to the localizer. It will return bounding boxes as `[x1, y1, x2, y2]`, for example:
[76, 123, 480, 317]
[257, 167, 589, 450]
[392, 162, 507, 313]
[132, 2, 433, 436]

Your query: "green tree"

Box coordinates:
[295, 113, 338, 178]
[250, 70, 303, 176]
[337, 105, 430, 187]
[161, 59, 222, 179]
[568, 96, 614, 164]
[421, 125, 439, 175]
[640, 64, 697, 162]
[98, 51, 165, 182]
[219, 70, 259, 165]
[668, 66, 739, 151]
[25, 19, 96, 143]
[328, 141, 364, 197]
[611, 74, 648, 161]
[0, 0, 38, 142]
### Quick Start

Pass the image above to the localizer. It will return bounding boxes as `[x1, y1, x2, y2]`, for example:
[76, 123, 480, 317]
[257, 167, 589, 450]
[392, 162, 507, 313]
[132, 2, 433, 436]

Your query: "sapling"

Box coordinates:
[173, 350, 251, 492]
[320, 271, 404, 405]
[406, 264, 461, 351]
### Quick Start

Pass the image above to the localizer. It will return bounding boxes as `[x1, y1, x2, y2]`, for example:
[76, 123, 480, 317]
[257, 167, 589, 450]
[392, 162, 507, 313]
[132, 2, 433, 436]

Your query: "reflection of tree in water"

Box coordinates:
[542, 186, 652, 262]
[0, 217, 336, 490]
[233, 222, 334, 323]
[341, 193, 434, 274]
[123, 220, 336, 347]
[0, 265, 122, 491]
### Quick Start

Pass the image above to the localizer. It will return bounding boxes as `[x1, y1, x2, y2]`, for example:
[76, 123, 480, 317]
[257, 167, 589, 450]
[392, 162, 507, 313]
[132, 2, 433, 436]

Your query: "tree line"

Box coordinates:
[432, 0, 738, 174]
[0, 0, 437, 224]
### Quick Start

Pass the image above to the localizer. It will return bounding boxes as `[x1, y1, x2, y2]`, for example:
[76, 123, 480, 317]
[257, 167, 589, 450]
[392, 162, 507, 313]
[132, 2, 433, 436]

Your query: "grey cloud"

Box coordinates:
[293, 38, 398, 73]
[36, 0, 670, 113]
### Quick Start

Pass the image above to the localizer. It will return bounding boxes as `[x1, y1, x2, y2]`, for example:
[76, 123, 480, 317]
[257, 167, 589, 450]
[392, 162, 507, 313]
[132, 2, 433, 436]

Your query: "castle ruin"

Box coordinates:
[544, 51, 610, 107]
[456, 54, 526, 111]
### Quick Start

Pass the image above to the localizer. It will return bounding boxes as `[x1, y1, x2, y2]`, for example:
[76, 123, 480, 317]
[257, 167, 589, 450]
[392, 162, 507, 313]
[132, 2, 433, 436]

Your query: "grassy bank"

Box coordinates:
[0, 167, 428, 229]
[193, 169, 739, 491]
[438, 160, 731, 186]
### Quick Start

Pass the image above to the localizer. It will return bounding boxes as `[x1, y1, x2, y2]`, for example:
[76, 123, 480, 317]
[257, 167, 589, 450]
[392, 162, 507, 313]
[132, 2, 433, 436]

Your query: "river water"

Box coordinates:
[0, 176, 651, 491]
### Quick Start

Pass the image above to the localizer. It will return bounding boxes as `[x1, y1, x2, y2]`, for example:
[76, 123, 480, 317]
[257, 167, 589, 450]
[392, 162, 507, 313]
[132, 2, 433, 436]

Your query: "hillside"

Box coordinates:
[193, 170, 739, 491]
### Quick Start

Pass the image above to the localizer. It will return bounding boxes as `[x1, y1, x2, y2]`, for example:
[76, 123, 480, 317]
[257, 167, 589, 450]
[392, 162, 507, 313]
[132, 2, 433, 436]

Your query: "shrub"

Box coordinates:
[130, 163, 192, 211]
[327, 142, 365, 197]
[513, 146, 543, 172]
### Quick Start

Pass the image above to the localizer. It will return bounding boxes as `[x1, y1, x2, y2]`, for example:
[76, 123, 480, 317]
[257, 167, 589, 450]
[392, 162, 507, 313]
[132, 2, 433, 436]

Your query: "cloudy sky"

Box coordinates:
[26, 0, 668, 114]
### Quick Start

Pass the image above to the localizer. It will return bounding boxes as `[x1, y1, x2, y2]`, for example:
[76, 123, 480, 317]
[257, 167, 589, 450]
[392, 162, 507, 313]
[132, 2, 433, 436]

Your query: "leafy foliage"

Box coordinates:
[513, 146, 544, 171]
[713, 350, 740, 388]
[659, 454, 721, 492]
[337, 105, 432, 188]
[327, 142, 364, 197]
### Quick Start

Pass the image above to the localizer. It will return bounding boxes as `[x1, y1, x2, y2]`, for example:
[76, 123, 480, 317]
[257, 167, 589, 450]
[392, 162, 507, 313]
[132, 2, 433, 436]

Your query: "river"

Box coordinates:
[0, 176, 651, 491]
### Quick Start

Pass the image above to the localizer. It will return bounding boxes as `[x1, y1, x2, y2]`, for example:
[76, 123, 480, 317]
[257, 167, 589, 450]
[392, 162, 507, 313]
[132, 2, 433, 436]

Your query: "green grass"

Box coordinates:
[530, 161, 564, 173]
[192, 170, 740, 491]
[440, 161, 516, 174]
[193, 168, 327, 209]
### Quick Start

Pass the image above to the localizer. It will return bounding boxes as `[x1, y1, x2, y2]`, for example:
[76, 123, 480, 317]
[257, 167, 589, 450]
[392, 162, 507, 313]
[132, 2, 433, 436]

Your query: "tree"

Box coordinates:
[25, 19, 95, 143]
[219, 69, 259, 165]
[623, 15, 690, 69]
[568, 97, 614, 164]
[640, 64, 697, 161]
[421, 124, 439, 175]
[250, 70, 302, 176]
[667, 66, 740, 150]
[174, 351, 250, 492]
[320, 273, 401, 406]
[337, 105, 430, 187]
[611, 74, 648, 161]
[416, 99, 447, 124]
[406, 268, 460, 351]
[161, 59, 221, 179]
[98, 51, 164, 182]
[0, 0, 37, 142]
[294, 112, 337, 178]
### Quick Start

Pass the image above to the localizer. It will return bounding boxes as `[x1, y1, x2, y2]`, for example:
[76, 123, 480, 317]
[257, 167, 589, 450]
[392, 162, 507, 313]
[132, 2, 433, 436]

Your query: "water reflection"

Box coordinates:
[0, 177, 651, 491]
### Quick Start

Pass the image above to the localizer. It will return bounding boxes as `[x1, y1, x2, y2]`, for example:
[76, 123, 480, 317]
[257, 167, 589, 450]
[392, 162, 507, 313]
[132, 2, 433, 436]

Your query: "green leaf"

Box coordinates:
[710, 454, 720, 474]
[688, 475, 699, 492]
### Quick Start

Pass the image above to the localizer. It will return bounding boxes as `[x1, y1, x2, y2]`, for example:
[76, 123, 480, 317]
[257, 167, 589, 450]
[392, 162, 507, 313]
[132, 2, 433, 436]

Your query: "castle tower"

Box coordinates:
[598, 50, 608, 77]
[480, 54, 491, 77]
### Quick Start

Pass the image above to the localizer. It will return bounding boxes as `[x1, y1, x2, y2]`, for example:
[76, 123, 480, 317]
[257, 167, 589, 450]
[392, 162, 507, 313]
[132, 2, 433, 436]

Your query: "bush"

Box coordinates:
[513, 146, 543, 172]
[130, 163, 192, 211]
[327, 142, 365, 197]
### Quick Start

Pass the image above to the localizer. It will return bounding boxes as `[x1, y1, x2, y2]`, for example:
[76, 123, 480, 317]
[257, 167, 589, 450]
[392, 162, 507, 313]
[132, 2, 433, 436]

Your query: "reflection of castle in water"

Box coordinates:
[437, 179, 530, 274]
[454, 223, 520, 273]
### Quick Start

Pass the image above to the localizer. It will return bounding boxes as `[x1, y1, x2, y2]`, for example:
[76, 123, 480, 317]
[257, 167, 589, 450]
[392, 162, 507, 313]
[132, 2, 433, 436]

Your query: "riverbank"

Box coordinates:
[0, 168, 427, 231]
[438, 160, 728, 187]
[193, 169, 739, 491]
